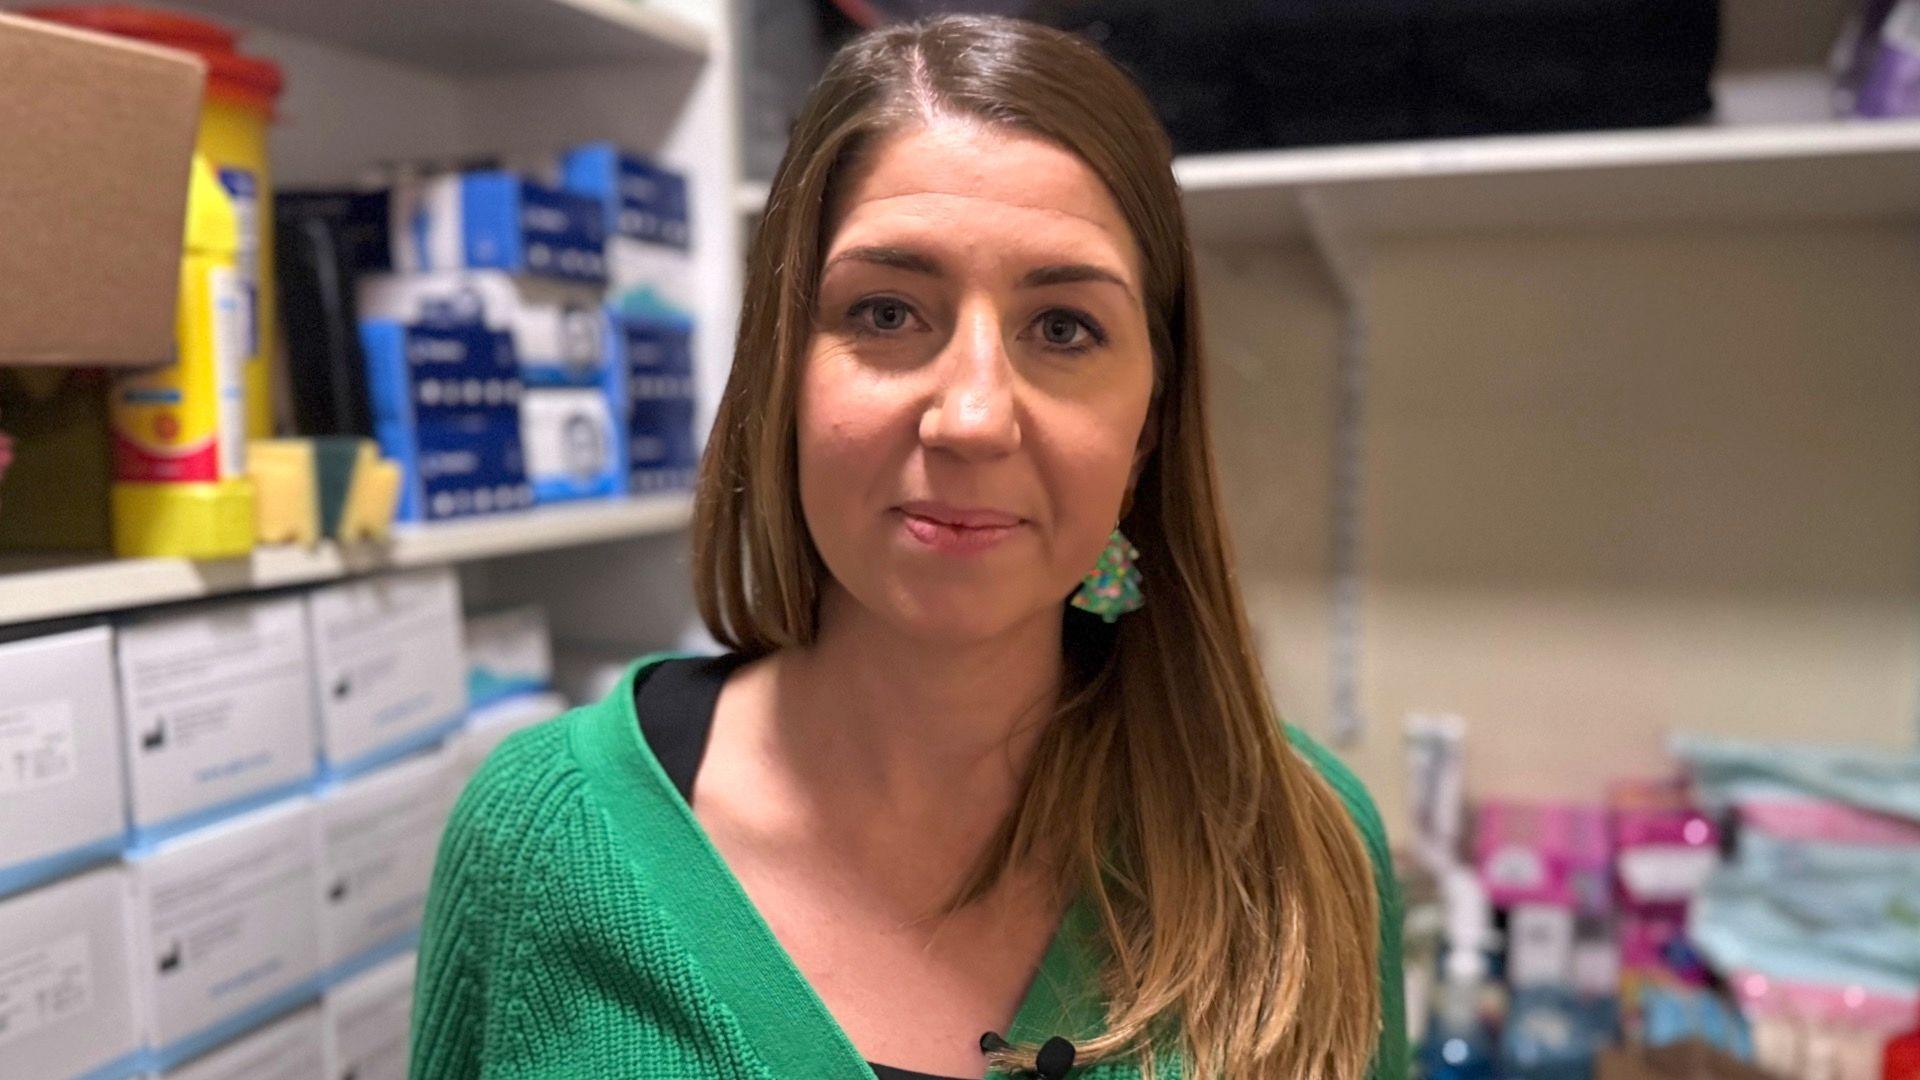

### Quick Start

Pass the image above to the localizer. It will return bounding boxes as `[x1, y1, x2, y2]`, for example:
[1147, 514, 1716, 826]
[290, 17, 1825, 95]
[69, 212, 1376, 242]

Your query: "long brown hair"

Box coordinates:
[693, 15, 1381, 1079]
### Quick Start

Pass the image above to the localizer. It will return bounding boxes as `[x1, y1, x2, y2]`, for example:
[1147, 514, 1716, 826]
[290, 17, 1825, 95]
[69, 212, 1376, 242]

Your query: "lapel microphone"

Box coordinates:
[979, 1031, 1077, 1079]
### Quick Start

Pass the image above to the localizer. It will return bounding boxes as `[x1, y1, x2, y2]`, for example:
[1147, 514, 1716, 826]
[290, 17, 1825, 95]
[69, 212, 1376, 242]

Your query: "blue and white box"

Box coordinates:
[304, 569, 468, 779]
[389, 170, 606, 283]
[127, 796, 323, 1072]
[358, 270, 608, 386]
[463, 604, 553, 708]
[0, 624, 129, 898]
[0, 865, 144, 1080]
[160, 1004, 325, 1080]
[560, 143, 694, 317]
[115, 597, 320, 845]
[618, 313, 699, 493]
[316, 752, 450, 975]
[322, 950, 416, 1080]
[521, 386, 625, 504]
[362, 316, 534, 523]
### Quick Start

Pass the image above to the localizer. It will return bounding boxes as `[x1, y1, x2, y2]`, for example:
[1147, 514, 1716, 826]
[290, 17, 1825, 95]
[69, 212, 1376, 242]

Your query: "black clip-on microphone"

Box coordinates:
[980, 1031, 1076, 1079]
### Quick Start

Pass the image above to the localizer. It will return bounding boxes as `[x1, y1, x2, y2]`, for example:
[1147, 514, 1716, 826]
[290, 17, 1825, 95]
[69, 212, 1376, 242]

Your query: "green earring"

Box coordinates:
[1071, 528, 1144, 623]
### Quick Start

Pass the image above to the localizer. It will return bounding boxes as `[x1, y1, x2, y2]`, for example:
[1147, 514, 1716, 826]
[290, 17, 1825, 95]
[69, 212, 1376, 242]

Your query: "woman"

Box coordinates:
[414, 14, 1404, 1080]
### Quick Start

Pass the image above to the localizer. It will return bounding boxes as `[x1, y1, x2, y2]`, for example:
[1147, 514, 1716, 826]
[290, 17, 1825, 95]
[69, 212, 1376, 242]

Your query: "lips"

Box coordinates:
[895, 501, 1025, 555]
[896, 501, 1023, 529]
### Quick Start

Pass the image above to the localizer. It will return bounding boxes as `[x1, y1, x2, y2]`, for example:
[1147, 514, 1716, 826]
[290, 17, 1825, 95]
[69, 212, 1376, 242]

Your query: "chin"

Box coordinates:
[872, 580, 1046, 646]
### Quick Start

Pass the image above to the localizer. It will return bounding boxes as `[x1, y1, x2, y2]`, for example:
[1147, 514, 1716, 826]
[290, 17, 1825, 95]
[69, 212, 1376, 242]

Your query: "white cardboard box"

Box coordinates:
[0, 864, 143, 1080]
[0, 624, 129, 896]
[444, 691, 569, 802]
[115, 596, 319, 839]
[160, 1004, 324, 1080]
[463, 604, 552, 707]
[322, 950, 416, 1080]
[127, 797, 323, 1069]
[316, 752, 451, 973]
[304, 569, 467, 777]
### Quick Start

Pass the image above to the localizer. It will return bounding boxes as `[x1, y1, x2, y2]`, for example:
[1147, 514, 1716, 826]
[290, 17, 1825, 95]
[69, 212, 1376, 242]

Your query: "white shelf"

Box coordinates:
[0, 494, 693, 628]
[1176, 119, 1920, 242]
[177, 0, 708, 75]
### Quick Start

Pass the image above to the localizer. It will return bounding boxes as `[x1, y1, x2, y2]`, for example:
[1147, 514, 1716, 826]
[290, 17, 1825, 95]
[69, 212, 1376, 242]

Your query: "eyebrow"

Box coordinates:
[822, 245, 1138, 304]
[822, 245, 941, 277]
[1018, 262, 1135, 302]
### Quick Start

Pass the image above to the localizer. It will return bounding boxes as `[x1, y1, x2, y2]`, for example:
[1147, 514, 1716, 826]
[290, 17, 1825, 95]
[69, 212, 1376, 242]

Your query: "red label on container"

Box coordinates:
[113, 433, 219, 483]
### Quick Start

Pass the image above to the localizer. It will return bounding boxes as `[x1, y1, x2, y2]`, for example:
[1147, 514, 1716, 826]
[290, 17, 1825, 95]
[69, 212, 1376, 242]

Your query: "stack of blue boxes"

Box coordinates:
[353, 151, 697, 521]
[561, 143, 701, 494]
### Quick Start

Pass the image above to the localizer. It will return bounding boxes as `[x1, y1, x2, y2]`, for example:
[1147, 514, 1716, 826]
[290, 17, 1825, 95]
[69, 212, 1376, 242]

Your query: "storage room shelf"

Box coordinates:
[175, 0, 708, 74]
[1175, 119, 1920, 242]
[0, 493, 693, 627]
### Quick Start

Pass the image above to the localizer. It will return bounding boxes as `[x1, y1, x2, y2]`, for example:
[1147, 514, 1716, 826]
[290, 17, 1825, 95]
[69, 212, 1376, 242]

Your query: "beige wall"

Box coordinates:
[1201, 225, 1920, 839]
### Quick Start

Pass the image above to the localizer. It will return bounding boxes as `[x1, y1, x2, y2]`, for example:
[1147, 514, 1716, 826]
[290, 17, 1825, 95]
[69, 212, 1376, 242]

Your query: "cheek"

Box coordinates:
[796, 345, 897, 510]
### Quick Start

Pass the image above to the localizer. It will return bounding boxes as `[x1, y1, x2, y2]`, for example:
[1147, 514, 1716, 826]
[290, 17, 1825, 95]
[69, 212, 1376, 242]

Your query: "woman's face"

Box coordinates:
[798, 119, 1156, 644]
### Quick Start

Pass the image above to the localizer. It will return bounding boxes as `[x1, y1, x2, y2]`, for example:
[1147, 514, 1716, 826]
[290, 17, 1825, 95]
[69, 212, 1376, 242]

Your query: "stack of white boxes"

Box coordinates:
[0, 565, 571, 1080]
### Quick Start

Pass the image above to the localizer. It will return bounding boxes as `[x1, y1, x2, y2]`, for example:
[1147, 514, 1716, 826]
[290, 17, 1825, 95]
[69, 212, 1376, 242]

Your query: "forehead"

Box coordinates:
[825, 121, 1141, 282]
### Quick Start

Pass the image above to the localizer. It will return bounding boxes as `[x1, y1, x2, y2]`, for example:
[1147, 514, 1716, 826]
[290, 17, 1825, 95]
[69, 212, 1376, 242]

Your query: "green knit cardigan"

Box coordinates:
[411, 654, 1408, 1079]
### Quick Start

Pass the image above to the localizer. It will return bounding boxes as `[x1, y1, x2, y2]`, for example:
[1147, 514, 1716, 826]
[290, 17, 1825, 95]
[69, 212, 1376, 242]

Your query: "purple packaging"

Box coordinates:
[1854, 0, 1920, 117]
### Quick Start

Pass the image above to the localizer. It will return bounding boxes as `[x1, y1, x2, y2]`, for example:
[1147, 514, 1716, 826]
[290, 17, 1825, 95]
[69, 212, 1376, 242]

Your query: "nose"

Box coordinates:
[919, 304, 1021, 460]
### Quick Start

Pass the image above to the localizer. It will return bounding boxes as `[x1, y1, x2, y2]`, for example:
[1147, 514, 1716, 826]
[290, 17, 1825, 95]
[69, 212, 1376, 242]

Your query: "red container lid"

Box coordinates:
[28, 5, 282, 113]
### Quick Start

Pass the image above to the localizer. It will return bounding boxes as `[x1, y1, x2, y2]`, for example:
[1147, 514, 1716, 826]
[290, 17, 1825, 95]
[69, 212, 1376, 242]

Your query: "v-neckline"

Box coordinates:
[572, 654, 1110, 1080]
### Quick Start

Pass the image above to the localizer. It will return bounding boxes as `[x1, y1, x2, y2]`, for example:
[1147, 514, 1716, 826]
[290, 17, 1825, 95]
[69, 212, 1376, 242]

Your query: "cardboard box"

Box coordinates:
[316, 752, 451, 973]
[521, 385, 625, 504]
[0, 624, 129, 897]
[0, 865, 143, 1080]
[0, 13, 204, 366]
[305, 569, 467, 777]
[127, 796, 323, 1070]
[161, 1005, 325, 1080]
[386, 172, 606, 283]
[463, 604, 553, 707]
[444, 691, 569, 802]
[358, 270, 609, 384]
[115, 595, 320, 841]
[321, 950, 416, 1080]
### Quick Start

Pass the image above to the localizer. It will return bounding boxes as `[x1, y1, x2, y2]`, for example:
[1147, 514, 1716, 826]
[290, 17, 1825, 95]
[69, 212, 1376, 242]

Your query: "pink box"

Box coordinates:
[1609, 778, 1719, 913]
[1474, 801, 1610, 913]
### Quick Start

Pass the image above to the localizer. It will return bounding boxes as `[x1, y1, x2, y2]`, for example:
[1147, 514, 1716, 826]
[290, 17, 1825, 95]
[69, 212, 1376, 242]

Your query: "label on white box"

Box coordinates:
[0, 865, 140, 1080]
[117, 598, 318, 830]
[306, 570, 466, 772]
[0, 700, 77, 796]
[0, 931, 92, 1049]
[137, 802, 321, 1050]
[0, 626, 129, 880]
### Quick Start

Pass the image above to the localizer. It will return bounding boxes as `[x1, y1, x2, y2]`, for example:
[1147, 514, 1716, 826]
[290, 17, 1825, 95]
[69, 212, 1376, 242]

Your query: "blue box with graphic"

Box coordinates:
[361, 318, 533, 522]
[560, 143, 690, 249]
[616, 312, 698, 492]
[392, 170, 607, 283]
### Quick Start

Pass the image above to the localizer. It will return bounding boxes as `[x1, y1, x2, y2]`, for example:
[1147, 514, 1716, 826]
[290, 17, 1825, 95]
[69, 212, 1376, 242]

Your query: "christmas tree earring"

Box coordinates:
[1071, 528, 1144, 623]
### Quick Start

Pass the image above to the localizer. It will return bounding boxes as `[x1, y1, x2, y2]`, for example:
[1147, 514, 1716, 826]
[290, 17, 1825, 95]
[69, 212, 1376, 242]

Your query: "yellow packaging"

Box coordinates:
[109, 154, 255, 559]
[198, 93, 277, 439]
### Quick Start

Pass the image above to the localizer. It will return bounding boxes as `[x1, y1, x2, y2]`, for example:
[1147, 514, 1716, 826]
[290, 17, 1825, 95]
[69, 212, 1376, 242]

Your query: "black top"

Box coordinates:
[634, 656, 978, 1080]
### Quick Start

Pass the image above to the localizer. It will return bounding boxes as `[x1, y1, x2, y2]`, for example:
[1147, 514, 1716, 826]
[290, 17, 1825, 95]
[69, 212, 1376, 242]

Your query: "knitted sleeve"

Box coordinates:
[1286, 726, 1411, 1080]
[411, 730, 536, 1078]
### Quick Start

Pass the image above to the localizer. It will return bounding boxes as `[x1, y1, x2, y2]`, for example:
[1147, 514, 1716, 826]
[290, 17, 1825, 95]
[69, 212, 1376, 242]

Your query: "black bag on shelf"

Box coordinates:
[1027, 0, 1720, 154]
[273, 191, 391, 438]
